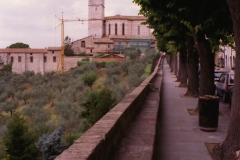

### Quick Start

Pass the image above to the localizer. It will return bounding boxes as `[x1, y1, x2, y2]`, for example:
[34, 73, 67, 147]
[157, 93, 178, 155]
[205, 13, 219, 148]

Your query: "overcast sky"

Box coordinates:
[0, 0, 141, 48]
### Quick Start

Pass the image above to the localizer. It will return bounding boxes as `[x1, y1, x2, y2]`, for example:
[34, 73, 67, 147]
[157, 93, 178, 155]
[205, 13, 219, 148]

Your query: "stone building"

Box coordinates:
[71, 0, 154, 55]
[0, 48, 84, 74]
[215, 45, 236, 69]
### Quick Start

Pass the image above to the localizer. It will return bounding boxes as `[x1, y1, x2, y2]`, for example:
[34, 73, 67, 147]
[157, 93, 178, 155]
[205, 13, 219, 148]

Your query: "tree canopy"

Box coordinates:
[7, 42, 29, 48]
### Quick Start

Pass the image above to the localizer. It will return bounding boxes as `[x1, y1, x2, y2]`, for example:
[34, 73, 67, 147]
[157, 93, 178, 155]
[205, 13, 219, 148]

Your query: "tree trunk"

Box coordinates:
[170, 55, 174, 72]
[194, 33, 215, 96]
[185, 37, 199, 97]
[174, 55, 178, 75]
[213, 1, 240, 159]
[178, 51, 188, 87]
[194, 33, 215, 112]
[176, 59, 181, 82]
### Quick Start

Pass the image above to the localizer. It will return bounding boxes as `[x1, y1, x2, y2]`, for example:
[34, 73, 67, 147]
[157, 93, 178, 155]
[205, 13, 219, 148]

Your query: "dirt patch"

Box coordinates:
[187, 108, 224, 116]
[205, 142, 220, 160]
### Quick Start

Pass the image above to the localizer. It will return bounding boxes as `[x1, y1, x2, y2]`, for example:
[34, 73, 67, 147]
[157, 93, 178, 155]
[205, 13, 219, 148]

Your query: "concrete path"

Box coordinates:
[153, 60, 230, 160]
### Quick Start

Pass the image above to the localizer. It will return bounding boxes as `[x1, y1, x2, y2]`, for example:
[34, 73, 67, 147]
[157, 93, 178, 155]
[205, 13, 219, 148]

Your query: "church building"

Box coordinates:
[71, 0, 154, 55]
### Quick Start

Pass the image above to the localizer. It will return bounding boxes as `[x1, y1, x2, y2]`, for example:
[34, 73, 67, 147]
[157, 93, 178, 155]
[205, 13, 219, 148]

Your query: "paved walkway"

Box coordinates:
[153, 60, 230, 160]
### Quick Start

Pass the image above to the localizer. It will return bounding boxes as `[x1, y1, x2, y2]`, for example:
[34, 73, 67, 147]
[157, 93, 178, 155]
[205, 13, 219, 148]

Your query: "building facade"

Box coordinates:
[215, 45, 236, 69]
[0, 48, 84, 74]
[72, 0, 154, 55]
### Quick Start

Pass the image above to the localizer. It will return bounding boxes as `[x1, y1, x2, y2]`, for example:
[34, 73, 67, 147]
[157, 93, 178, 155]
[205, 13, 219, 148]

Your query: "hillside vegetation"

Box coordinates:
[0, 48, 157, 159]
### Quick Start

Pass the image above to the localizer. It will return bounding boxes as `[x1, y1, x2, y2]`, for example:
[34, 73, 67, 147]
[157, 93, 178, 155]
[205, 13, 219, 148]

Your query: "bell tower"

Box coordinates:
[88, 0, 105, 38]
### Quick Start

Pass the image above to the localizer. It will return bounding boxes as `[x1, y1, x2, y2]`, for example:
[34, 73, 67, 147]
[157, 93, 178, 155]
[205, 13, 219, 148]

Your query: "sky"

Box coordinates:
[0, 0, 141, 48]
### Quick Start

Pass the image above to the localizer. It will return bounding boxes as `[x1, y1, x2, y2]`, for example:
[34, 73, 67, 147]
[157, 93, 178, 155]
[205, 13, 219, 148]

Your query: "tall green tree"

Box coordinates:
[2, 113, 38, 160]
[7, 42, 29, 48]
[134, 0, 233, 97]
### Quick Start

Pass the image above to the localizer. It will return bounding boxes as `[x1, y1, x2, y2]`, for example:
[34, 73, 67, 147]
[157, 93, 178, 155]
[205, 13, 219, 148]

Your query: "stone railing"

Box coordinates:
[55, 56, 163, 160]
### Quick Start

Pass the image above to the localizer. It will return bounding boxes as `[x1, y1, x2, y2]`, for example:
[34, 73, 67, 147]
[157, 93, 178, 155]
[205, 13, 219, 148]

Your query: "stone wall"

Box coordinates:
[55, 56, 163, 160]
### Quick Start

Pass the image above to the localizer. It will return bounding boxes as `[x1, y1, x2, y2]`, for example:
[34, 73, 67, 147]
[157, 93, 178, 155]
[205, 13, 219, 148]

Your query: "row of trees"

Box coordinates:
[133, 0, 240, 159]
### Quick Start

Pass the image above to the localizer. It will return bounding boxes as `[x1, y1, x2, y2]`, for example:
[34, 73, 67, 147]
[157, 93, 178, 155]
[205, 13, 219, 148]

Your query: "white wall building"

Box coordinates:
[215, 45, 236, 69]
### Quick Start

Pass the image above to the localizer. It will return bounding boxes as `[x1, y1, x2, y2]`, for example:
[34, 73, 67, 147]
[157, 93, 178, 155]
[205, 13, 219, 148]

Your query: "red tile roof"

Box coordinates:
[0, 48, 48, 53]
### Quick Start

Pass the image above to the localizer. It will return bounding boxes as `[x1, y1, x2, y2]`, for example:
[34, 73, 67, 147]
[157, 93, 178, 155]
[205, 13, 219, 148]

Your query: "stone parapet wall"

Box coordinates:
[55, 56, 163, 160]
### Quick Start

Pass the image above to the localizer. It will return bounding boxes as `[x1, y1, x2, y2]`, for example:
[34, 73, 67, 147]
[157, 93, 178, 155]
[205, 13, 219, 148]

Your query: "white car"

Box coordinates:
[215, 71, 234, 103]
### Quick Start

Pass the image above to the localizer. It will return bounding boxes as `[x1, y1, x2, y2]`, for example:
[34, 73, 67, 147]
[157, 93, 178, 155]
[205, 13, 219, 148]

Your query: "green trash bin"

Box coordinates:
[198, 95, 219, 131]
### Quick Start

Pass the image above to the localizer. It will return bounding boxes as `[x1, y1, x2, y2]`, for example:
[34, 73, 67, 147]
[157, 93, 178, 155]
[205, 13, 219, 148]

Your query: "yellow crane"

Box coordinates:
[55, 12, 88, 73]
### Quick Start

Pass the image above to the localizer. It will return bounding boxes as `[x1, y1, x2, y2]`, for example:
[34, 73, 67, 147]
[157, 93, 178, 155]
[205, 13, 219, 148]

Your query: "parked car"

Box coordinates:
[215, 71, 234, 103]
[229, 86, 233, 108]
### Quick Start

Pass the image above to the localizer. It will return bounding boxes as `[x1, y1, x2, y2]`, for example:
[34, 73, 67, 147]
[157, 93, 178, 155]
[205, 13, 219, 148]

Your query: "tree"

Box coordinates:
[36, 127, 68, 160]
[213, 1, 240, 159]
[7, 42, 29, 48]
[2, 113, 38, 160]
[134, 0, 233, 98]
[0, 63, 12, 75]
[81, 88, 117, 126]
[124, 47, 141, 59]
[0, 99, 18, 116]
[81, 72, 97, 90]
[64, 36, 74, 56]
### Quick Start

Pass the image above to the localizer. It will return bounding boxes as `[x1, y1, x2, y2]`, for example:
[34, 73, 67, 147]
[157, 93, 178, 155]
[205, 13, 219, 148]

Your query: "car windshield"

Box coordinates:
[230, 74, 234, 84]
[214, 72, 222, 78]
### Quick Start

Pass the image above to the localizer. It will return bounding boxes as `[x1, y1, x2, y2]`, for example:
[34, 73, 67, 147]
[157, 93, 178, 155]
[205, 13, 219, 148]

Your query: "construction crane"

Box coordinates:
[55, 12, 88, 73]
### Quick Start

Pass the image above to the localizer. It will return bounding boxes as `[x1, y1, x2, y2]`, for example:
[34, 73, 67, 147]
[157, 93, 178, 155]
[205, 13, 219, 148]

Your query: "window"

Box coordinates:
[30, 53, 33, 55]
[30, 57, 33, 62]
[108, 44, 111, 48]
[90, 49, 92, 53]
[8, 53, 10, 55]
[18, 56, 21, 62]
[11, 57, 13, 63]
[53, 56, 56, 62]
[52, 51, 54, 54]
[109, 24, 111, 35]
[115, 23, 117, 35]
[81, 41, 86, 48]
[44, 56, 47, 63]
[122, 23, 125, 35]
[138, 25, 140, 35]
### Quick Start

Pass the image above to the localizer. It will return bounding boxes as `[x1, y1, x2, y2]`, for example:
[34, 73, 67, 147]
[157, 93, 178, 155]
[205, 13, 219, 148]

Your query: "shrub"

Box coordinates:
[81, 88, 116, 126]
[79, 52, 87, 56]
[36, 128, 68, 160]
[97, 61, 107, 68]
[124, 47, 141, 59]
[127, 74, 144, 91]
[128, 63, 146, 77]
[93, 52, 105, 58]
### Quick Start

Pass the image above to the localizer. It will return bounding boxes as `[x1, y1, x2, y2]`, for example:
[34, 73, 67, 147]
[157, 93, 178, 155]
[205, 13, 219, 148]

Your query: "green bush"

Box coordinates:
[77, 61, 89, 66]
[97, 61, 107, 68]
[79, 52, 87, 56]
[93, 53, 105, 58]
[81, 88, 116, 126]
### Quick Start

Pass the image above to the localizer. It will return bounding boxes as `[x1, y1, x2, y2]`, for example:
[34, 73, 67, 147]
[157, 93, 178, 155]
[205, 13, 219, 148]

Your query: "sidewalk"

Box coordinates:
[153, 60, 230, 160]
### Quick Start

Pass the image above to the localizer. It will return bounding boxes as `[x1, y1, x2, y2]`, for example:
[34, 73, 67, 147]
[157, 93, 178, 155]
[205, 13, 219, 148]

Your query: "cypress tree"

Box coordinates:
[2, 113, 38, 160]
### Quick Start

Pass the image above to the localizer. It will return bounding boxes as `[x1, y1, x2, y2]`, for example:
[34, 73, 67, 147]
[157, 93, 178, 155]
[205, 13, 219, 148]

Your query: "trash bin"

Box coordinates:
[198, 95, 219, 131]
